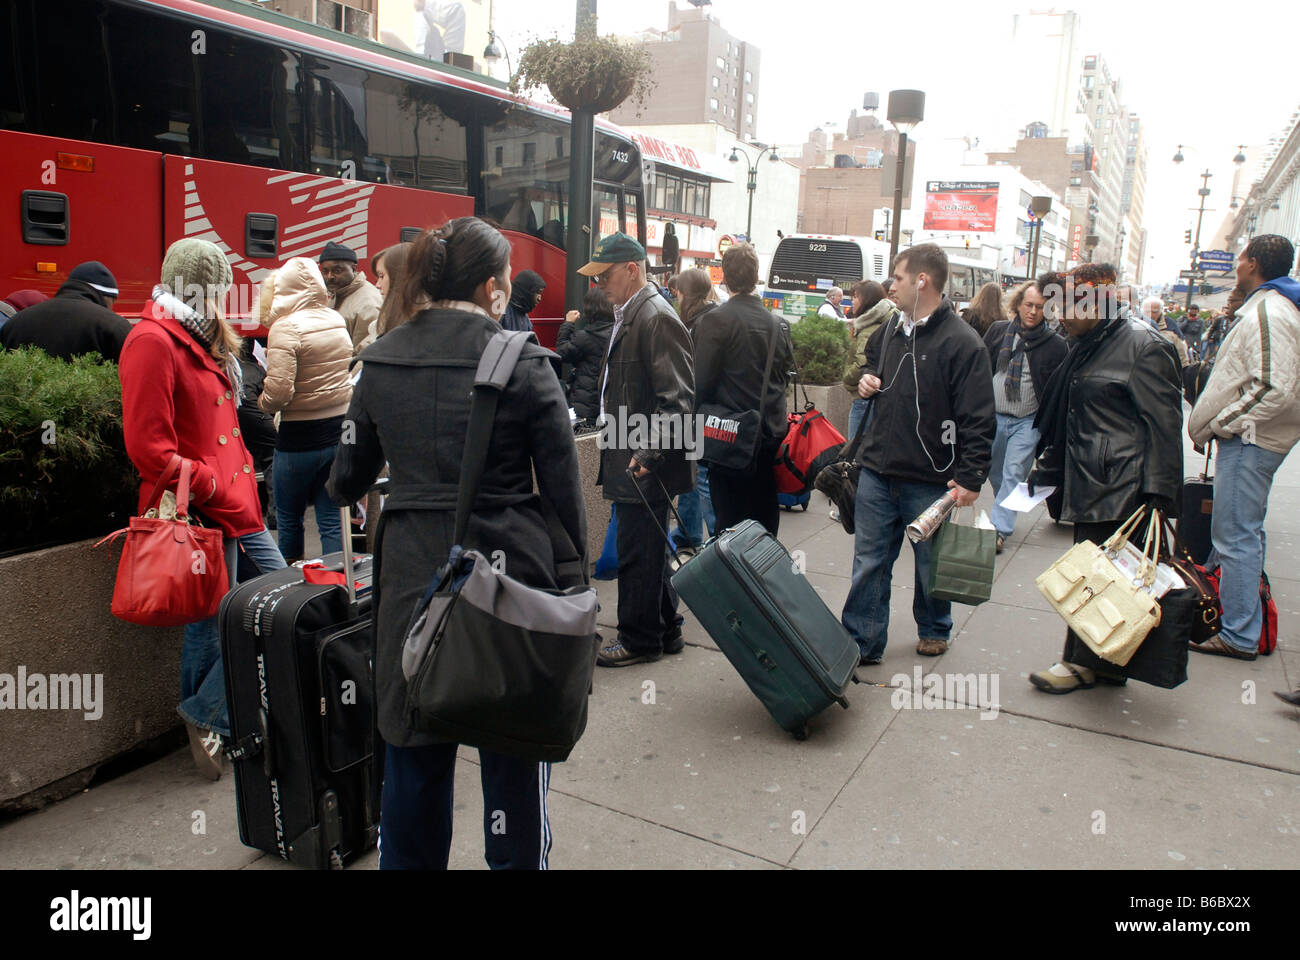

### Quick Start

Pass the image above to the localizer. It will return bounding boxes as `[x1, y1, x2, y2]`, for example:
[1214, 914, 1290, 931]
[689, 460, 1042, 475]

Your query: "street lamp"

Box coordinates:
[1028, 195, 1051, 279]
[482, 30, 511, 77]
[1171, 146, 1224, 311]
[887, 89, 924, 264]
[728, 144, 782, 241]
[1233, 145, 1248, 166]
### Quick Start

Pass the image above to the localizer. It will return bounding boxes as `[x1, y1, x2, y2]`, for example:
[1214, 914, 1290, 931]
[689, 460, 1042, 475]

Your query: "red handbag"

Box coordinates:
[96, 455, 229, 627]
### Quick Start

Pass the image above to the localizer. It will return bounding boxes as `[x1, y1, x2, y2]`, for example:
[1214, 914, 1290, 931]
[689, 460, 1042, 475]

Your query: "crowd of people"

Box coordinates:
[5, 217, 1299, 868]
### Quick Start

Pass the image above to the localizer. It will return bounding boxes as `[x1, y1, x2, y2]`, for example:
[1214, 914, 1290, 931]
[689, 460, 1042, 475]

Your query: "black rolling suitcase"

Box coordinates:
[220, 509, 381, 869]
[1178, 442, 1214, 564]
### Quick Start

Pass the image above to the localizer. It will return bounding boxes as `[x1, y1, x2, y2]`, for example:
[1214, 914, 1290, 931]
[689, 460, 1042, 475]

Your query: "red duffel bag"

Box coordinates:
[774, 401, 846, 496]
[96, 455, 229, 627]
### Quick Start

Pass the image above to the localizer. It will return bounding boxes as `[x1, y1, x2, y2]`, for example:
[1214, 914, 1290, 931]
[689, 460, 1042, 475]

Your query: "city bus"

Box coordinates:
[762, 234, 891, 321]
[944, 256, 1001, 312]
[0, 0, 647, 347]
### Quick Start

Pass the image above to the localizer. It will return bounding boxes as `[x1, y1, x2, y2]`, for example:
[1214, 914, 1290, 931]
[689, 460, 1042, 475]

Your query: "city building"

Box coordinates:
[1120, 114, 1149, 283]
[609, 2, 760, 141]
[629, 123, 799, 280]
[1225, 106, 1300, 265]
[1008, 9, 1084, 140]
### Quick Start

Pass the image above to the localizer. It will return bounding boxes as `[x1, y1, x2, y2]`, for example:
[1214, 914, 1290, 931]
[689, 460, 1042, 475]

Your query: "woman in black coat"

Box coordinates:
[555, 287, 615, 425]
[328, 218, 585, 869]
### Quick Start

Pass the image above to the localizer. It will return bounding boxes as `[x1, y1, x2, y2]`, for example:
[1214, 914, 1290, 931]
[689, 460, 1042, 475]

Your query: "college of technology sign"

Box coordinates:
[923, 181, 999, 232]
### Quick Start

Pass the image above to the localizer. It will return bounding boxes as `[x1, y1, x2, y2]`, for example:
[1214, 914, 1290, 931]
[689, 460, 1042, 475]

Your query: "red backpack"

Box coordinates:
[774, 396, 846, 496]
[1201, 567, 1277, 655]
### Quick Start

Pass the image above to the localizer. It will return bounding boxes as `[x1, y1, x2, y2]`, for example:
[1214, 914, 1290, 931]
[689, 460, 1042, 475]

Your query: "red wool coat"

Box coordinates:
[118, 301, 264, 537]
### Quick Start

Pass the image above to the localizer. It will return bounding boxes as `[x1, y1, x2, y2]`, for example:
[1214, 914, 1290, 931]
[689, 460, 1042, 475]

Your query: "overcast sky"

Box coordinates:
[493, 0, 1300, 284]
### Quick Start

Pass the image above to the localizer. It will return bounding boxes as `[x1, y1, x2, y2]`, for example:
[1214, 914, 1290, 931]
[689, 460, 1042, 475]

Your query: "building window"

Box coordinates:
[733, 65, 738, 77]
[710, 97, 718, 112]
[745, 70, 752, 83]
[746, 92, 754, 104]
[495, 146, 503, 167]
[712, 76, 719, 89]
[716, 56, 725, 70]
[556, 136, 564, 156]
[746, 113, 752, 124]
[522, 141, 536, 164]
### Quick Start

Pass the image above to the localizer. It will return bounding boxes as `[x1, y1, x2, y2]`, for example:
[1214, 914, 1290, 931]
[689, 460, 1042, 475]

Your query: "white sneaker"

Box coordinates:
[829, 506, 840, 522]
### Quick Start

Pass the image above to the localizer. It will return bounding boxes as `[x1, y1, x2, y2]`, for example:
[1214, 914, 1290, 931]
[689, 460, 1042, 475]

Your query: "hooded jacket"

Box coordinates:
[555, 311, 615, 420]
[330, 272, 383, 354]
[502, 270, 545, 333]
[258, 258, 353, 423]
[1189, 284, 1300, 455]
[0, 280, 130, 361]
[843, 299, 897, 393]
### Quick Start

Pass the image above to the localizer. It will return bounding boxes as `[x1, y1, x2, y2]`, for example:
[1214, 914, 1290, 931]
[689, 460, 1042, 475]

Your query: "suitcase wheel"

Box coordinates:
[800, 502, 808, 511]
[792, 725, 809, 741]
[836, 695, 850, 709]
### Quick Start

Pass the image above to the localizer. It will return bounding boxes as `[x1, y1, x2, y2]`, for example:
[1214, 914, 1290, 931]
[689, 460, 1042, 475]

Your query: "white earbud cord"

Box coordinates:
[867, 312, 957, 474]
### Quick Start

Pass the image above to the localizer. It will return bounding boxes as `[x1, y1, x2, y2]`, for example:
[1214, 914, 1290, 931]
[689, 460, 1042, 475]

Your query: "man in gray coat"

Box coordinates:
[583, 233, 696, 667]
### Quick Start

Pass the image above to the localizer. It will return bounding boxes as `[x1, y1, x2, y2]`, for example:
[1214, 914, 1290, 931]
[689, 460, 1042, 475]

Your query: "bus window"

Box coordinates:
[105, 5, 197, 155]
[483, 110, 568, 240]
[593, 185, 621, 249]
[200, 32, 304, 169]
[306, 58, 370, 180]
[8, 0, 113, 144]
[947, 266, 974, 304]
[363, 74, 468, 192]
[624, 191, 641, 239]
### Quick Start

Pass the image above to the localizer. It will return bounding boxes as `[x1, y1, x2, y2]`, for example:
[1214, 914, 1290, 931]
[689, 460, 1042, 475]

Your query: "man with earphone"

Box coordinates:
[841, 243, 997, 666]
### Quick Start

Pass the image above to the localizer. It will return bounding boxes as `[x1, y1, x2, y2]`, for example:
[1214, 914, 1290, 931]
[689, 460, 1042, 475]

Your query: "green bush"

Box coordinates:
[0, 347, 138, 554]
[790, 311, 850, 385]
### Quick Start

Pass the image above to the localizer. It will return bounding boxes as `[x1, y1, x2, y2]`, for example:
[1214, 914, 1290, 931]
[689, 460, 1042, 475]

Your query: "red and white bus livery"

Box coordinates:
[1, 0, 647, 346]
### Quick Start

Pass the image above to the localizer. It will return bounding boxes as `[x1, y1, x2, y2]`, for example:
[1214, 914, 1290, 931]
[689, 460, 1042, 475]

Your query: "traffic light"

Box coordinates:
[1184, 229, 1192, 244]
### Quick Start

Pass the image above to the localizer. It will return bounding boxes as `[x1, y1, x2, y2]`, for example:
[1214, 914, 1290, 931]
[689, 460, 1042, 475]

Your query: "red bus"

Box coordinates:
[0, 0, 647, 346]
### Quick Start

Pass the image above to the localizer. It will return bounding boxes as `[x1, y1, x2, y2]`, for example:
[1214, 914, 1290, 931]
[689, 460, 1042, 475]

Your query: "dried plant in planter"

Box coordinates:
[509, 20, 654, 114]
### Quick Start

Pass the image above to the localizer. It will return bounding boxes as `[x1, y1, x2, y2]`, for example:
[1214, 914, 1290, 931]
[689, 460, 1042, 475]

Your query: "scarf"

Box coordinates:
[152, 285, 243, 397]
[997, 319, 1052, 403]
[1033, 312, 1122, 457]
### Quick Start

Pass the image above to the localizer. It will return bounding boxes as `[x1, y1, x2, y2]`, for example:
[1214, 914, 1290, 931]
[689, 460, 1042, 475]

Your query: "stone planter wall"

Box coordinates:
[0, 537, 185, 812]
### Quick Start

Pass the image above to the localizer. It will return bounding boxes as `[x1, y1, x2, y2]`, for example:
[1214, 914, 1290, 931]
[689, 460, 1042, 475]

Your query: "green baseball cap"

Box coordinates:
[578, 232, 647, 276]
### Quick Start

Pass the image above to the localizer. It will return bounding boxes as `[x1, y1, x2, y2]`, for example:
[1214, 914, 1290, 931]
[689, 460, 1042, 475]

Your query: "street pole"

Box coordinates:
[889, 130, 907, 265]
[564, 0, 598, 314]
[1185, 168, 1211, 311]
[746, 165, 756, 240]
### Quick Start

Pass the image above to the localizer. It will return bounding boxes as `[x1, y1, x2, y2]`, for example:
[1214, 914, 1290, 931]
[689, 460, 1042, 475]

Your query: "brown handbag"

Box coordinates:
[1159, 513, 1222, 644]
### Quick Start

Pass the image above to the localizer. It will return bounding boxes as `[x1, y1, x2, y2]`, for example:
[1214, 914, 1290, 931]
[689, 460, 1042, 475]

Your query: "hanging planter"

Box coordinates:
[509, 24, 654, 115]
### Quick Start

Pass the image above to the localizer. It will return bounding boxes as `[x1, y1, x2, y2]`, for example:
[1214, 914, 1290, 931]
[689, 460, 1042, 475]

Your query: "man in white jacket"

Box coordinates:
[1188, 235, 1300, 660]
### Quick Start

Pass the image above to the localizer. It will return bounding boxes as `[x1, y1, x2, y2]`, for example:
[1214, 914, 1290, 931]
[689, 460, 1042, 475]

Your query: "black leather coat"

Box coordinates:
[555, 315, 614, 421]
[595, 283, 695, 502]
[1032, 317, 1183, 524]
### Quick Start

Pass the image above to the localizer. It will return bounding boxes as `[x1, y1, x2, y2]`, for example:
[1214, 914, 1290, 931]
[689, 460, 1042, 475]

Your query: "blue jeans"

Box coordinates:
[179, 539, 238, 736]
[274, 445, 342, 559]
[988, 412, 1040, 539]
[1209, 437, 1287, 653]
[842, 467, 953, 660]
[847, 396, 873, 441]
[672, 463, 715, 547]
[235, 526, 289, 582]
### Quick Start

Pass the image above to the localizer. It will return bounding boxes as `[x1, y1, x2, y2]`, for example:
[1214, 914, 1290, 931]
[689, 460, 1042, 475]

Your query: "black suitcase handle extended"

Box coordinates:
[627, 466, 696, 570]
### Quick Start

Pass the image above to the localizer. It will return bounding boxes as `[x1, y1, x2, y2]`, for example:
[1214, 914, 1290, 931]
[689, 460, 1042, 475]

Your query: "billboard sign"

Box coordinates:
[923, 181, 999, 232]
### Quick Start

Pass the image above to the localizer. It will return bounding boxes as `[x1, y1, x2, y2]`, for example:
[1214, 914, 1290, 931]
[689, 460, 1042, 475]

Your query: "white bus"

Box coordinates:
[762, 234, 891, 321]
[762, 235, 999, 318]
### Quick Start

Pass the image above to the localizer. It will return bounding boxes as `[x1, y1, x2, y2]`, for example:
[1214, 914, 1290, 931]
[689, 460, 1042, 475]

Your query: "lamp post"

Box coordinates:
[564, 0, 598, 313]
[1028, 195, 1051, 279]
[1172, 144, 1243, 311]
[482, 30, 511, 78]
[886, 89, 924, 265]
[728, 143, 782, 241]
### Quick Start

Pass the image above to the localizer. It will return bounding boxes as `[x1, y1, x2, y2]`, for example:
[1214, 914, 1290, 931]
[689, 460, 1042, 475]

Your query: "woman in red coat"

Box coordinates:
[118, 238, 284, 779]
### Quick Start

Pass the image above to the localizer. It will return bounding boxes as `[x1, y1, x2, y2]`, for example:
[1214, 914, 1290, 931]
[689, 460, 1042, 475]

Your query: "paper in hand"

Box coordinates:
[998, 482, 1056, 513]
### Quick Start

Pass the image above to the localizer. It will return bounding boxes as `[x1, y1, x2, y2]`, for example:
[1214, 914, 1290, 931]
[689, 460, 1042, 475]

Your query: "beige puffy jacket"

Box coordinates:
[1189, 287, 1300, 455]
[258, 258, 353, 422]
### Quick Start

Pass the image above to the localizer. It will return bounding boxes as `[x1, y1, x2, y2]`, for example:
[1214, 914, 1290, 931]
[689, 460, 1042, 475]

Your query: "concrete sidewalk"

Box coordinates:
[3, 443, 1299, 869]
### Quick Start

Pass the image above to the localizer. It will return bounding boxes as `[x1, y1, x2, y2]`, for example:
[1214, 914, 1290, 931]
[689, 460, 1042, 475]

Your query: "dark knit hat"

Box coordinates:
[68, 261, 119, 297]
[319, 241, 358, 264]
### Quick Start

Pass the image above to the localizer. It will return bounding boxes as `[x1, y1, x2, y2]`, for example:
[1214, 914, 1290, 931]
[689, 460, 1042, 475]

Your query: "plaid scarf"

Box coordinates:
[996, 318, 1050, 403]
[152, 285, 243, 397]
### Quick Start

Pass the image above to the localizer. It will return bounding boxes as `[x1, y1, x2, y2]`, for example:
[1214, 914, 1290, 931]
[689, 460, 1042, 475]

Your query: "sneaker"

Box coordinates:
[916, 637, 948, 656]
[596, 638, 662, 668]
[829, 506, 840, 522]
[858, 653, 882, 666]
[663, 630, 685, 655]
[1189, 635, 1257, 661]
[186, 723, 223, 781]
[995, 535, 1005, 555]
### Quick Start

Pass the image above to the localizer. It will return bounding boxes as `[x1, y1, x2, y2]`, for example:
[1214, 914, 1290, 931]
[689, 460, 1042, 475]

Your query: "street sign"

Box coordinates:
[1199, 249, 1234, 262]
[1179, 269, 1206, 279]
[1198, 261, 1234, 273]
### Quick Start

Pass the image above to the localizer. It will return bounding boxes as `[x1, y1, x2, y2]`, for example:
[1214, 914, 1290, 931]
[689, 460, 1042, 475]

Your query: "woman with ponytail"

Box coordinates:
[328, 217, 586, 870]
[119, 238, 284, 781]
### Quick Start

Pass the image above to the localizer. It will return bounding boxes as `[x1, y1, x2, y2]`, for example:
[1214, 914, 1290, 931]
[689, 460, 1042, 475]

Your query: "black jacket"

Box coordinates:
[0, 280, 131, 361]
[595, 283, 695, 502]
[1031, 316, 1183, 524]
[858, 297, 996, 491]
[982, 319, 1069, 411]
[237, 352, 277, 469]
[327, 307, 585, 747]
[555, 315, 615, 421]
[693, 292, 793, 458]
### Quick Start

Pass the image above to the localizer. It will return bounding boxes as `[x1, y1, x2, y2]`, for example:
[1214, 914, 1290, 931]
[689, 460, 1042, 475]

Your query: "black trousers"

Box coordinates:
[708, 446, 781, 537]
[615, 498, 683, 655]
[1060, 518, 1126, 677]
[378, 742, 551, 870]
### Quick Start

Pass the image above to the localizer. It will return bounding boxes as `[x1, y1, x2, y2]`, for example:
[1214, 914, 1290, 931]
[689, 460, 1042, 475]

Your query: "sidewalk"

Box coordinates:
[2, 441, 1298, 869]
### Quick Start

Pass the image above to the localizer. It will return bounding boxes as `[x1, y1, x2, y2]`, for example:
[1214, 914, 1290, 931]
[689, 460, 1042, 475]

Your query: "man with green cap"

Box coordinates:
[582, 232, 696, 667]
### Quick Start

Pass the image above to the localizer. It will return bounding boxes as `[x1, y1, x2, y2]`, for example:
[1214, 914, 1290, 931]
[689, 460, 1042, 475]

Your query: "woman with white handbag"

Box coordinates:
[1023, 264, 1184, 694]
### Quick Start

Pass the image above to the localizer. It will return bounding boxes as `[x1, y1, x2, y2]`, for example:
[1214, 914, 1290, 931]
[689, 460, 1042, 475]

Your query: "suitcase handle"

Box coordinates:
[626, 466, 691, 568]
[339, 478, 390, 605]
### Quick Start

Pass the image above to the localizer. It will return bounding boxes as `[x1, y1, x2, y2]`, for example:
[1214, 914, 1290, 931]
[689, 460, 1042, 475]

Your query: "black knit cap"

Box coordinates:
[319, 241, 358, 264]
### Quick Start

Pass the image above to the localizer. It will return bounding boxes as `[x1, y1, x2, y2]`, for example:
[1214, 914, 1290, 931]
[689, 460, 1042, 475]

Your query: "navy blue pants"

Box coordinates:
[378, 742, 552, 870]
